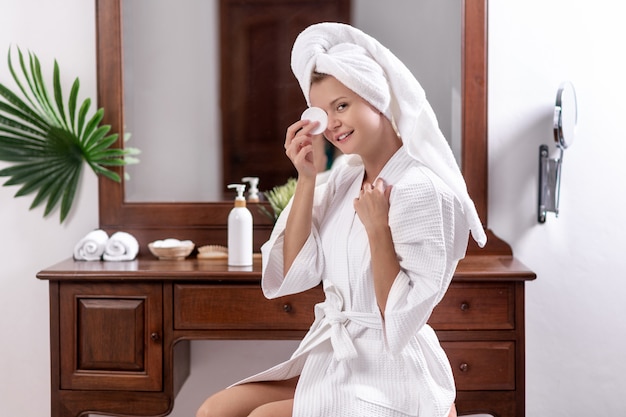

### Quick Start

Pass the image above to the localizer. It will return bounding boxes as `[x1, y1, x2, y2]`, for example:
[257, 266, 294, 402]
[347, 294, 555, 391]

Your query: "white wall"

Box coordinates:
[0, 1, 99, 416]
[488, 0, 626, 415]
[1, 0, 625, 416]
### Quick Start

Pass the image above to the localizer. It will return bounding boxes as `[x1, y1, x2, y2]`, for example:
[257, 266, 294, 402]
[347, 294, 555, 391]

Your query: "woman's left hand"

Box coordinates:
[354, 178, 392, 231]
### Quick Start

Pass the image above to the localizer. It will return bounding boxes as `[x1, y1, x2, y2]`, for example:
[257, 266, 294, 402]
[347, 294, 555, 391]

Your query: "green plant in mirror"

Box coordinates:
[0, 47, 139, 222]
[260, 177, 297, 223]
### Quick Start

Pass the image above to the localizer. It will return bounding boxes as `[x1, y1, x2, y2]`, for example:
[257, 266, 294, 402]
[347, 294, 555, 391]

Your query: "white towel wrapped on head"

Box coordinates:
[73, 229, 109, 261]
[103, 231, 139, 261]
[291, 22, 487, 247]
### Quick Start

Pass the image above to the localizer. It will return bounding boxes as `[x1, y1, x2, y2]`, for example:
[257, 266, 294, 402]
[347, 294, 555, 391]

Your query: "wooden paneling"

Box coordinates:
[76, 298, 145, 371]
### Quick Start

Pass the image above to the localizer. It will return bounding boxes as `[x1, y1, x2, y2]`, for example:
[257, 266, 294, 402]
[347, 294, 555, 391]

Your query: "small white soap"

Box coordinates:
[300, 107, 328, 135]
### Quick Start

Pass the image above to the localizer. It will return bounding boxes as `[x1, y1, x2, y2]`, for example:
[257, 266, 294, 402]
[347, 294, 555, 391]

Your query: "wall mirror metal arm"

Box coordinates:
[538, 81, 577, 223]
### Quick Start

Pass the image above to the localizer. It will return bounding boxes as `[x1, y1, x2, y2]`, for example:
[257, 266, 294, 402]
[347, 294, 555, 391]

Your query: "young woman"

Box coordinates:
[197, 22, 486, 417]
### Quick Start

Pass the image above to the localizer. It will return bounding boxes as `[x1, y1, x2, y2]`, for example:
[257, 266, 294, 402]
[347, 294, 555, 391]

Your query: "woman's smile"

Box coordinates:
[334, 130, 354, 143]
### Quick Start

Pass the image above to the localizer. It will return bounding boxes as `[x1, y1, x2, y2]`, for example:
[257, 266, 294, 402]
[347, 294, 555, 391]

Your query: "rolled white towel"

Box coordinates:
[103, 231, 139, 261]
[73, 229, 109, 261]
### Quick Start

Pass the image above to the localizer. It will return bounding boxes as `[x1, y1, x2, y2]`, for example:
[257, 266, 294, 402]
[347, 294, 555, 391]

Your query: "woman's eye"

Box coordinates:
[337, 103, 347, 111]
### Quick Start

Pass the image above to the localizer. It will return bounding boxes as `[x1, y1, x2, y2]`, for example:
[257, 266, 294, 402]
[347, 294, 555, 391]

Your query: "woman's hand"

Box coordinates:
[282, 120, 321, 275]
[285, 119, 321, 180]
[354, 178, 392, 233]
[355, 178, 398, 315]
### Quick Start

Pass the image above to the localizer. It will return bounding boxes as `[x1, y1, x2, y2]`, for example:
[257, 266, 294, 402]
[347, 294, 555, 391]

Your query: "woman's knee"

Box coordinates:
[196, 390, 234, 417]
[195, 379, 296, 417]
[196, 403, 209, 417]
[448, 403, 457, 417]
[196, 402, 210, 417]
[247, 399, 293, 417]
[195, 397, 216, 417]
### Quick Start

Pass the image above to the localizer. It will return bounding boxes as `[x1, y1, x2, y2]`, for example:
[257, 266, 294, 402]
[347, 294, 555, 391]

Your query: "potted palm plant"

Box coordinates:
[0, 47, 138, 222]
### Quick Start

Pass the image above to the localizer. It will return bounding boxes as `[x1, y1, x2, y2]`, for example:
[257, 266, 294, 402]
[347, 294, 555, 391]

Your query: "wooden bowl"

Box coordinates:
[148, 239, 195, 260]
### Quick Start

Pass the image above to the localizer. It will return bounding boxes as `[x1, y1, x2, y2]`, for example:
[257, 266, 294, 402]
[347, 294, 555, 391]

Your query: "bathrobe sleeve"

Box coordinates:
[383, 167, 470, 354]
[260, 178, 337, 299]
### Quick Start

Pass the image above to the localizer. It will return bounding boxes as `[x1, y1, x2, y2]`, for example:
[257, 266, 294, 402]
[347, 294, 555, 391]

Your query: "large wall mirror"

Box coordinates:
[121, 0, 461, 202]
[96, 0, 489, 253]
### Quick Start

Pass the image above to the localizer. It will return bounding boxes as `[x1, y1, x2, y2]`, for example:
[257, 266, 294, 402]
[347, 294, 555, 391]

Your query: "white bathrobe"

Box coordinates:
[235, 146, 470, 417]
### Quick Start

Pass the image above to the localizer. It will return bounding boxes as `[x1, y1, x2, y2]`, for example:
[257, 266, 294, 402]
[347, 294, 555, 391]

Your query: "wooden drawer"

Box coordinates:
[442, 341, 515, 391]
[173, 284, 323, 330]
[429, 283, 515, 330]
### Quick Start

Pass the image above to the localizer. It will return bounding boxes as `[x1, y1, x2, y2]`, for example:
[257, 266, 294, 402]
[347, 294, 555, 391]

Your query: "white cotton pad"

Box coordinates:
[300, 107, 328, 135]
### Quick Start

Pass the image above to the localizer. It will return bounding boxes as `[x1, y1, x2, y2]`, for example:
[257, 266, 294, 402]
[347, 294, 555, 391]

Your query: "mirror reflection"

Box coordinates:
[122, 0, 461, 202]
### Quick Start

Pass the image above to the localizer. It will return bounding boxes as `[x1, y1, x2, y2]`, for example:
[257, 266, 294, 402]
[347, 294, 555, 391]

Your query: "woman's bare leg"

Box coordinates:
[197, 377, 455, 417]
[196, 377, 297, 417]
[248, 399, 293, 417]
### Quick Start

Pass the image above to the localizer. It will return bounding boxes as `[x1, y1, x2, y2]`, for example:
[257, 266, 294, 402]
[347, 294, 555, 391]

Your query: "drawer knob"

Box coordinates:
[283, 304, 293, 313]
[459, 362, 469, 372]
[150, 332, 161, 342]
[460, 302, 470, 311]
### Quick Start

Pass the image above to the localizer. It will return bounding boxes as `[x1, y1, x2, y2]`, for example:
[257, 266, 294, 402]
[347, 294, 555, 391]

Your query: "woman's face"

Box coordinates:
[309, 76, 387, 158]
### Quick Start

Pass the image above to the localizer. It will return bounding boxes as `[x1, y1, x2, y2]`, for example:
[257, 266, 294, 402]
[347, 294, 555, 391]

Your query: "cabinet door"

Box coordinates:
[59, 282, 162, 391]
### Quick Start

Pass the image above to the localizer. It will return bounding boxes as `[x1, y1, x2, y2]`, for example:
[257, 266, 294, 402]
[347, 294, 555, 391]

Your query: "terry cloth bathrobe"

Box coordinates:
[232, 22, 487, 417]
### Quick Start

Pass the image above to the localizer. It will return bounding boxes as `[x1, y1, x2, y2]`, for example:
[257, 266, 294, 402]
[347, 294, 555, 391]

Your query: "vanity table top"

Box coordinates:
[37, 255, 535, 282]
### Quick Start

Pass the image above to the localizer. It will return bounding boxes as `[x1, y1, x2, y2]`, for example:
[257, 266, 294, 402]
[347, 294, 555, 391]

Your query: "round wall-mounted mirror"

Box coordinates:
[554, 81, 577, 149]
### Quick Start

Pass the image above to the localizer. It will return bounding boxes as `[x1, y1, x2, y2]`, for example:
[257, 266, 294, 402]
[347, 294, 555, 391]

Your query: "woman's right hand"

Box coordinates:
[283, 119, 320, 275]
[284, 119, 321, 180]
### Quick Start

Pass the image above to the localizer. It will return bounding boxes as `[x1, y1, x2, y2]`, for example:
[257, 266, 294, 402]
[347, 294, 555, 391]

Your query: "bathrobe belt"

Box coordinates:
[315, 302, 382, 361]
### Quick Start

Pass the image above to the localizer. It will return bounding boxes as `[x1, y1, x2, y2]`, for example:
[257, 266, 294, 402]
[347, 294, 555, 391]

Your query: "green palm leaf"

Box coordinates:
[259, 178, 297, 222]
[0, 46, 139, 222]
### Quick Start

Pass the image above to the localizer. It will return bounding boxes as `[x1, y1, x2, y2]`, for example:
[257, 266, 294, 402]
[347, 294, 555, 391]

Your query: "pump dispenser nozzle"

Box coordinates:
[227, 184, 247, 207]
[241, 177, 260, 202]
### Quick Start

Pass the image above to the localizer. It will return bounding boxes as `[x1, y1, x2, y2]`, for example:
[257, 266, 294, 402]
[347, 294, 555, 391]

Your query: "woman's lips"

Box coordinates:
[335, 130, 353, 143]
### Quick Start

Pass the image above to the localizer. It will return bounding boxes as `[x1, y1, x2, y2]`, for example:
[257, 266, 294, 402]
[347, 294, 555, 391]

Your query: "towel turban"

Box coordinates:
[291, 22, 486, 247]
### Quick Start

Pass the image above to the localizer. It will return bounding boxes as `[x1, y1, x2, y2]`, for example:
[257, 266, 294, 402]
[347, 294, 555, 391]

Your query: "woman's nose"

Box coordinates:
[327, 114, 340, 130]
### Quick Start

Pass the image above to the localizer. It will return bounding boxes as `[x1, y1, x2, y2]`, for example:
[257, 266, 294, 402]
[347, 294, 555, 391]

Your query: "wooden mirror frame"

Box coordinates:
[96, 0, 505, 255]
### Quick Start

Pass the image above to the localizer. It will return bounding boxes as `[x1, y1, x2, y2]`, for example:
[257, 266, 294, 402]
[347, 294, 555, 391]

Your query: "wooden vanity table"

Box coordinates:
[38, 253, 534, 417]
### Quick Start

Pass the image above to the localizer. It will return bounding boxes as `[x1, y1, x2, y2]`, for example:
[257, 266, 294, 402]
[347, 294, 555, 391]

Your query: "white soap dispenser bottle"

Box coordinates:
[226, 184, 253, 266]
